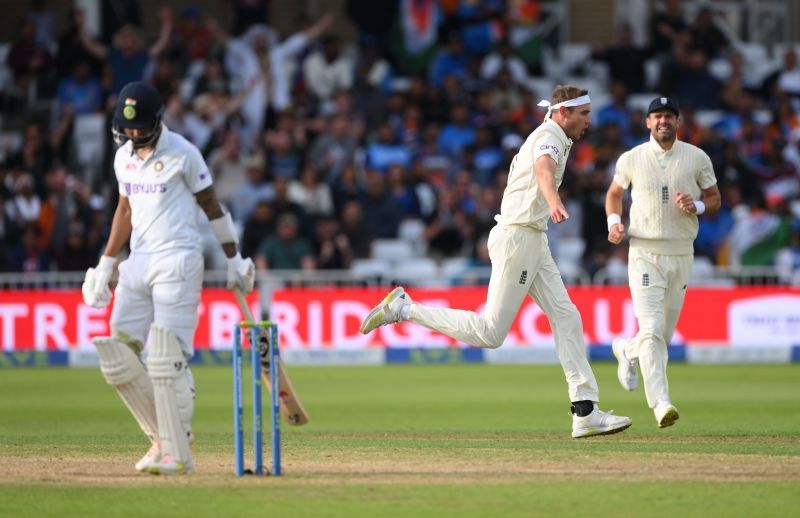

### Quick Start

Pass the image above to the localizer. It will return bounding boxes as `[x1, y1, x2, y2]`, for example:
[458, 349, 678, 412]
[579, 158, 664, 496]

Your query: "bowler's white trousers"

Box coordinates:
[409, 224, 599, 402]
[110, 249, 204, 358]
[619, 247, 692, 408]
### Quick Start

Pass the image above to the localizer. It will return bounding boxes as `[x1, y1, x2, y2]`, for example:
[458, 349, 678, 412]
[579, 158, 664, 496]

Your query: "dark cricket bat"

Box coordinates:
[234, 288, 309, 426]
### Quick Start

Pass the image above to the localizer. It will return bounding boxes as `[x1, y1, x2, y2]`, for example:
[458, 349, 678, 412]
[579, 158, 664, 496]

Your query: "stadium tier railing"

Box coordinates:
[0, 266, 794, 292]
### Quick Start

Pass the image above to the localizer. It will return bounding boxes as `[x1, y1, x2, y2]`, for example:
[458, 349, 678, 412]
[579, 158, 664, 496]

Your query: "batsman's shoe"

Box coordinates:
[359, 286, 412, 334]
[572, 405, 632, 438]
[147, 453, 195, 475]
[612, 338, 638, 391]
[655, 402, 679, 428]
[135, 442, 161, 472]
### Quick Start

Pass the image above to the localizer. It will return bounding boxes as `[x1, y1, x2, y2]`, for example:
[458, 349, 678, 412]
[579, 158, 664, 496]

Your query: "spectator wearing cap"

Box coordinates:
[255, 213, 315, 271]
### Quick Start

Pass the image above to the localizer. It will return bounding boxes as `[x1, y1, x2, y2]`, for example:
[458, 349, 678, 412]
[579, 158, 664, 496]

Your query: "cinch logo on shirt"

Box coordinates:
[539, 144, 560, 155]
[123, 182, 167, 195]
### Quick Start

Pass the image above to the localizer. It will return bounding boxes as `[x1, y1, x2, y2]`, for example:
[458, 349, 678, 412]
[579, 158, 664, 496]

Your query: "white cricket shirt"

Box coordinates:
[496, 118, 573, 231]
[615, 135, 717, 255]
[114, 125, 213, 254]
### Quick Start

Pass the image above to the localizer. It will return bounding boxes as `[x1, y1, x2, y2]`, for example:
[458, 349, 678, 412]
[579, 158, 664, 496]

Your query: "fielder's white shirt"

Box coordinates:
[615, 135, 717, 254]
[496, 118, 572, 231]
[114, 124, 213, 254]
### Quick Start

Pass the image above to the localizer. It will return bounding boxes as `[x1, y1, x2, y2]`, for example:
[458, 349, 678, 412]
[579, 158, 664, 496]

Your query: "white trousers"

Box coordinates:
[409, 224, 599, 402]
[620, 247, 692, 408]
[110, 249, 204, 358]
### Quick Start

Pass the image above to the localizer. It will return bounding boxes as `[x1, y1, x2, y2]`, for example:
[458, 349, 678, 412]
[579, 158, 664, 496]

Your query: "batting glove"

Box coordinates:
[227, 253, 255, 294]
[81, 255, 115, 308]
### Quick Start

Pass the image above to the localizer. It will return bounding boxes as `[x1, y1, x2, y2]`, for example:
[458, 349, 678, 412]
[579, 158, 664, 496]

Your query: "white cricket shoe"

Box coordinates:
[612, 338, 638, 391]
[147, 453, 195, 475]
[359, 286, 412, 334]
[571, 405, 632, 438]
[135, 442, 161, 472]
[655, 401, 680, 428]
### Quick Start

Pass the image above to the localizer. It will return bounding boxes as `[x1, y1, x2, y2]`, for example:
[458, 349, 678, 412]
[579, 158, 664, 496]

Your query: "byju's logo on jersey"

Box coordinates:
[123, 182, 167, 195]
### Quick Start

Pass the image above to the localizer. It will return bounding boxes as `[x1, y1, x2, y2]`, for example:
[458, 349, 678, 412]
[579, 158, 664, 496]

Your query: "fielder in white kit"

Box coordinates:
[605, 97, 720, 428]
[361, 85, 632, 438]
[82, 81, 255, 474]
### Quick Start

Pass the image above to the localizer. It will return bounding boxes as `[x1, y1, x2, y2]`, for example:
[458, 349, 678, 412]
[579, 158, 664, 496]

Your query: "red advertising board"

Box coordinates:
[0, 289, 258, 351]
[1, 287, 798, 351]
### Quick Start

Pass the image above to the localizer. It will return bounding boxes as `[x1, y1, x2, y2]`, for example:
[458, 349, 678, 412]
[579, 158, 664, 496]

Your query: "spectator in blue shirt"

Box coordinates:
[429, 32, 469, 87]
[77, 7, 172, 94]
[596, 80, 631, 133]
[472, 127, 503, 186]
[366, 122, 412, 172]
[438, 103, 476, 158]
[56, 59, 103, 115]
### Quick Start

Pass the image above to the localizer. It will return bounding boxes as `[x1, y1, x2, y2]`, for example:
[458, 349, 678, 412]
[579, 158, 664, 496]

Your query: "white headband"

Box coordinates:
[537, 95, 591, 119]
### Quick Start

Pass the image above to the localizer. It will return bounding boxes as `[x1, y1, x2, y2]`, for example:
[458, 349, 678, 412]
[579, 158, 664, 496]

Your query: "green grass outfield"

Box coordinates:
[1, 363, 798, 517]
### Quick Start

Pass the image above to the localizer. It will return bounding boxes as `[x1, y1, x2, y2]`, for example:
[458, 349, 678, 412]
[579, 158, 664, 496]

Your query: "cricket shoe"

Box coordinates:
[147, 453, 195, 475]
[135, 442, 161, 472]
[571, 405, 632, 438]
[359, 286, 412, 334]
[612, 338, 638, 391]
[655, 401, 679, 428]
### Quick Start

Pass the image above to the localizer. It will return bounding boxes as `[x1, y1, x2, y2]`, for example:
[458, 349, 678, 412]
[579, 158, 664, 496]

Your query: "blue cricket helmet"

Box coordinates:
[112, 81, 165, 149]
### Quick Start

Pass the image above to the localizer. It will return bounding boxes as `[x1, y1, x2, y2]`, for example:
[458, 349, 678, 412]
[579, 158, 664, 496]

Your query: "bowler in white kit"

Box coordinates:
[605, 96, 720, 428]
[82, 81, 255, 474]
[361, 85, 632, 438]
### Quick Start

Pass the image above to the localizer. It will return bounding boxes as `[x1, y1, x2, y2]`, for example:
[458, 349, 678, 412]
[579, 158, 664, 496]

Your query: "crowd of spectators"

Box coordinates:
[0, 0, 798, 283]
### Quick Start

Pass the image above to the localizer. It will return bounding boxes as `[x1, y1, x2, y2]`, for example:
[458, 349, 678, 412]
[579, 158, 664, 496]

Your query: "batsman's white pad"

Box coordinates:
[93, 337, 158, 442]
[146, 324, 193, 468]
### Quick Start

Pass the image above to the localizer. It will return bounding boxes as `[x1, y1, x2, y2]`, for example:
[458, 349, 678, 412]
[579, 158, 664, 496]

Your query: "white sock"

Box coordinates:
[400, 304, 411, 321]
